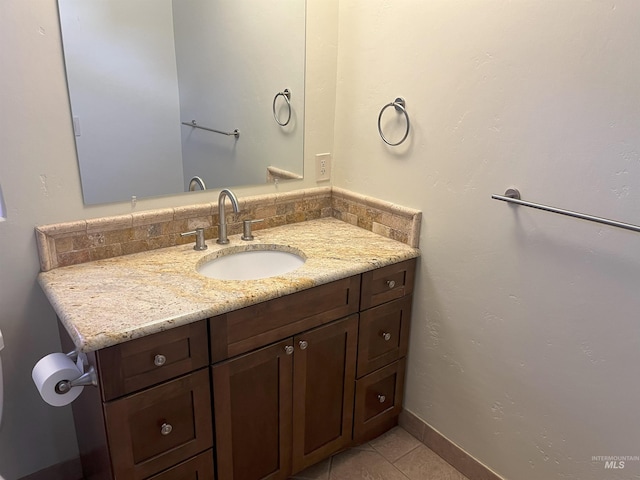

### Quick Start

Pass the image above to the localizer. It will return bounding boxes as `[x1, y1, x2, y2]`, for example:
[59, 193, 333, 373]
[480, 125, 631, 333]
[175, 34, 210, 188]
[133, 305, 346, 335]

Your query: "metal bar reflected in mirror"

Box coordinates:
[181, 120, 240, 139]
[58, 0, 305, 205]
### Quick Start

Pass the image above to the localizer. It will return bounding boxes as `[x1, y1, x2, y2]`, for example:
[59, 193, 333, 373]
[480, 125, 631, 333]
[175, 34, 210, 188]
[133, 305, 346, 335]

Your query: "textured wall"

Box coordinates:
[332, 1, 640, 479]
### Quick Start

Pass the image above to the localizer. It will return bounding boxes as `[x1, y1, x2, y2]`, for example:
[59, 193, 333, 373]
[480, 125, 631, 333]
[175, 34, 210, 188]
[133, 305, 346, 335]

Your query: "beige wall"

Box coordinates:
[0, 1, 337, 478]
[333, 1, 640, 479]
[3, 1, 640, 479]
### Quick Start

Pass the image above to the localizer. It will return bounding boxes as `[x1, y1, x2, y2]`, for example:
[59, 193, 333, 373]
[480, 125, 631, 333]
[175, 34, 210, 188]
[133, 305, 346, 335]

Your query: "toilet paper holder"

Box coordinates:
[54, 349, 98, 395]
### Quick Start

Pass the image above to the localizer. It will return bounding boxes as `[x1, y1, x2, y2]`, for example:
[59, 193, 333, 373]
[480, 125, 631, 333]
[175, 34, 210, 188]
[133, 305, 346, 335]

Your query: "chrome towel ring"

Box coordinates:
[273, 88, 292, 126]
[378, 97, 410, 146]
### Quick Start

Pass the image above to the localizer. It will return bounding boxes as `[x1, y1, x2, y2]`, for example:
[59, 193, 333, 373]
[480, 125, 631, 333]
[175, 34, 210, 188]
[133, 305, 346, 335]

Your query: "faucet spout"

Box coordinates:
[217, 189, 240, 244]
[188, 176, 206, 191]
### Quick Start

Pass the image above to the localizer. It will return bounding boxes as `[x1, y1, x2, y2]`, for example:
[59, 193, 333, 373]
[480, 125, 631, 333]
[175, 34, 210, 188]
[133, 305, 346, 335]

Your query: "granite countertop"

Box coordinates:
[38, 217, 420, 352]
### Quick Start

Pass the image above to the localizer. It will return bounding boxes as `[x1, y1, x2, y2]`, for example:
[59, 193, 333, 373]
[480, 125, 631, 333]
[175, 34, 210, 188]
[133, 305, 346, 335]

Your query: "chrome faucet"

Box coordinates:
[188, 176, 206, 191]
[217, 189, 240, 244]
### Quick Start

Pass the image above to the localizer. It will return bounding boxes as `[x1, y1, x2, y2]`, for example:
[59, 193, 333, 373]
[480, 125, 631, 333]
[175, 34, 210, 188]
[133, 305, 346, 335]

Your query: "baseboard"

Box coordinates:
[399, 409, 505, 480]
[19, 457, 83, 480]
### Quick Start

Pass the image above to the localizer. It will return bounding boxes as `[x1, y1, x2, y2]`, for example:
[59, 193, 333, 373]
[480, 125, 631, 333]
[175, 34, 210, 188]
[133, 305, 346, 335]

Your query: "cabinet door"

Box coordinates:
[291, 315, 358, 474]
[213, 339, 294, 480]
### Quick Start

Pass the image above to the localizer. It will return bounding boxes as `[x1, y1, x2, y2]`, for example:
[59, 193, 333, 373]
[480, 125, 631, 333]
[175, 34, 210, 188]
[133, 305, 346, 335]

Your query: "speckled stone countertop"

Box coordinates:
[38, 218, 420, 353]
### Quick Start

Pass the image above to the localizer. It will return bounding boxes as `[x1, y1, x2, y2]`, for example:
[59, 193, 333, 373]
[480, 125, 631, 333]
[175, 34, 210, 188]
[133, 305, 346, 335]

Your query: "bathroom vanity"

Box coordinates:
[36, 191, 420, 480]
[68, 258, 415, 480]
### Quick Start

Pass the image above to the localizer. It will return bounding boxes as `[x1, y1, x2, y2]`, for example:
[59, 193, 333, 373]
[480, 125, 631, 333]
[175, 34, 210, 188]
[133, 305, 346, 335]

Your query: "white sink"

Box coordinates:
[197, 246, 305, 280]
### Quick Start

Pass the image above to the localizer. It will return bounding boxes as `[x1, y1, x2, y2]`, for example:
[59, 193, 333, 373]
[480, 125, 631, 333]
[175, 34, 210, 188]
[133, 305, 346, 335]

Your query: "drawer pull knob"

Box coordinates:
[386, 280, 396, 289]
[382, 332, 392, 341]
[160, 423, 173, 436]
[378, 394, 386, 403]
[299, 340, 308, 350]
[154, 354, 167, 367]
[284, 345, 294, 355]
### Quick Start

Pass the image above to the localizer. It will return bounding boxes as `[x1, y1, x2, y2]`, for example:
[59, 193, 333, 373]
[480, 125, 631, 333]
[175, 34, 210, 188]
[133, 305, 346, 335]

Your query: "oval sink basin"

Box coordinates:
[197, 247, 305, 280]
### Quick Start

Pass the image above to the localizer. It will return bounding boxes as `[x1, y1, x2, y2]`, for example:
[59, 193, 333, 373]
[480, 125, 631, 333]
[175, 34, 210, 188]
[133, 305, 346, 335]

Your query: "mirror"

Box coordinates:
[58, 0, 306, 205]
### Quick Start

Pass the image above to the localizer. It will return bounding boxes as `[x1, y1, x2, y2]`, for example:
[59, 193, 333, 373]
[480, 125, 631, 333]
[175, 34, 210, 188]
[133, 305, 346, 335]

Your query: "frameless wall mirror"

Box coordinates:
[58, 0, 306, 205]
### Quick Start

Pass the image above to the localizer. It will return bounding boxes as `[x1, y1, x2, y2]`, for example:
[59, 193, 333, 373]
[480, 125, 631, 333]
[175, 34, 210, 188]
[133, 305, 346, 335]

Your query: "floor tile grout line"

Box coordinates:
[388, 456, 415, 480]
[388, 442, 423, 466]
[331, 448, 414, 480]
[393, 443, 471, 480]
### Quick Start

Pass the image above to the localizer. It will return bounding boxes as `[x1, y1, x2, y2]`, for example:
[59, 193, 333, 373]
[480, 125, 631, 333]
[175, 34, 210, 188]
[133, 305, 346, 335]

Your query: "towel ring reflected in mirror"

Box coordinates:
[273, 88, 292, 126]
[378, 97, 410, 146]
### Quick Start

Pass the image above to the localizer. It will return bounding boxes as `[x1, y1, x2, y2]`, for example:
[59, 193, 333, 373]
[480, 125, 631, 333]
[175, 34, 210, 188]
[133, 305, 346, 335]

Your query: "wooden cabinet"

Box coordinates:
[212, 314, 358, 480]
[354, 359, 406, 442]
[65, 258, 416, 480]
[211, 260, 416, 479]
[97, 321, 209, 401]
[209, 276, 360, 362]
[145, 451, 214, 480]
[65, 321, 214, 480]
[356, 296, 412, 377]
[212, 338, 293, 480]
[360, 258, 415, 310]
[291, 316, 357, 472]
[103, 369, 213, 480]
[354, 259, 415, 443]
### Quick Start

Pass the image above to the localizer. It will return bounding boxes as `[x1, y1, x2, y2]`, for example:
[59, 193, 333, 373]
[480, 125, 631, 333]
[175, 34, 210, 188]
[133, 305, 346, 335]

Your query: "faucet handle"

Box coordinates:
[181, 227, 208, 250]
[241, 219, 264, 241]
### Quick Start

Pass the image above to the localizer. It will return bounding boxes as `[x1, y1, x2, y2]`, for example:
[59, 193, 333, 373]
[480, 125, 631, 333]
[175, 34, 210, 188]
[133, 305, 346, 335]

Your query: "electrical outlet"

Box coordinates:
[315, 153, 332, 182]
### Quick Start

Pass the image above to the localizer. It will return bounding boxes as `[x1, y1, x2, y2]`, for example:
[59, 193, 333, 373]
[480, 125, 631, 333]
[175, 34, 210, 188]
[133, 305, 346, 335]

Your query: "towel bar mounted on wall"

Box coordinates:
[181, 120, 240, 139]
[272, 88, 292, 126]
[378, 97, 410, 146]
[492, 188, 640, 233]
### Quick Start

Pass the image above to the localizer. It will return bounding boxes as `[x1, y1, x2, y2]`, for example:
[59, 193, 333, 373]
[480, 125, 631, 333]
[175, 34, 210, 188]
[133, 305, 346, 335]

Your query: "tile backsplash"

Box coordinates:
[35, 187, 421, 272]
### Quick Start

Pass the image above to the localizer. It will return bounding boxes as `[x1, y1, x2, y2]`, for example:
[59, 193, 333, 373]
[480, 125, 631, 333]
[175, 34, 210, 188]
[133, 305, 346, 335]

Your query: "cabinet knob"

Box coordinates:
[386, 280, 396, 289]
[377, 394, 386, 403]
[284, 345, 294, 355]
[381, 332, 392, 341]
[154, 354, 167, 367]
[160, 423, 173, 436]
[298, 340, 308, 350]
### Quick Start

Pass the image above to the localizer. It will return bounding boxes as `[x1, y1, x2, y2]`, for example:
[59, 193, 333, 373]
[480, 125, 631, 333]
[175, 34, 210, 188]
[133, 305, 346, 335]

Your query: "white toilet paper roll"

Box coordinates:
[32, 352, 84, 407]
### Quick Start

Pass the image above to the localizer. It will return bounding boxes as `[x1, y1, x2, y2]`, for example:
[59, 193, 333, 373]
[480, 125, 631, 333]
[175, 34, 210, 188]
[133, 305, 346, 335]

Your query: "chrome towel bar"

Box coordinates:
[492, 188, 640, 233]
[181, 120, 240, 139]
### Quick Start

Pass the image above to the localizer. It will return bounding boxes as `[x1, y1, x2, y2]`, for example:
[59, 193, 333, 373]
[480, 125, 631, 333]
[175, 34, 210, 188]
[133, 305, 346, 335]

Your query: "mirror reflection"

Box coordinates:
[58, 0, 305, 205]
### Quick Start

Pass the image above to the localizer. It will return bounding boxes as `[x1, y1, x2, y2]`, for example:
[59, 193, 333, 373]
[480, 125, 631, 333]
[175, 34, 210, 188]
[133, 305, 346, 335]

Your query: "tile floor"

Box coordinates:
[289, 426, 470, 480]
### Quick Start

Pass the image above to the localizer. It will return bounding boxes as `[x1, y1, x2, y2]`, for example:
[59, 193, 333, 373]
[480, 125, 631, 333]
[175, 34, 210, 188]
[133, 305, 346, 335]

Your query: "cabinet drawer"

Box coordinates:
[357, 296, 412, 378]
[360, 258, 416, 310]
[210, 275, 361, 362]
[97, 321, 209, 401]
[104, 368, 213, 480]
[146, 450, 214, 480]
[353, 359, 406, 443]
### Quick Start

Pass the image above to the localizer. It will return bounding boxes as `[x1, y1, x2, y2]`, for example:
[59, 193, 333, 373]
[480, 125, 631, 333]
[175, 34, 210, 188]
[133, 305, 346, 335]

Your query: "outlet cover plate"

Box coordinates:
[315, 153, 331, 182]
